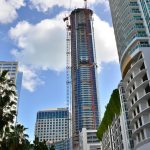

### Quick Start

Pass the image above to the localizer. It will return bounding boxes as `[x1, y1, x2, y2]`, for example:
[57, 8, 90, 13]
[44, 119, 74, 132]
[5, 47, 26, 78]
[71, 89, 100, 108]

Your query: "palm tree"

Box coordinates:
[4, 124, 29, 150]
[0, 70, 17, 147]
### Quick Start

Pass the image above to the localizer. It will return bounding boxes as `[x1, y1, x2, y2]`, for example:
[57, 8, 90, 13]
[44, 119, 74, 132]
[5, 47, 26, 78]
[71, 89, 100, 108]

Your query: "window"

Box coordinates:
[141, 129, 145, 140]
[139, 117, 142, 126]
[140, 63, 145, 70]
[126, 112, 129, 119]
[127, 121, 130, 129]
[133, 110, 136, 117]
[131, 99, 134, 105]
[135, 121, 138, 129]
[148, 98, 150, 106]
[145, 84, 150, 94]
[130, 140, 134, 148]
[122, 95, 126, 102]
[129, 130, 132, 138]
[130, 74, 133, 80]
[121, 87, 125, 93]
[124, 104, 128, 111]
[142, 74, 148, 82]
[137, 133, 140, 142]
[137, 106, 140, 113]
[134, 94, 138, 101]
[122, 143, 124, 149]
[130, 89, 132, 94]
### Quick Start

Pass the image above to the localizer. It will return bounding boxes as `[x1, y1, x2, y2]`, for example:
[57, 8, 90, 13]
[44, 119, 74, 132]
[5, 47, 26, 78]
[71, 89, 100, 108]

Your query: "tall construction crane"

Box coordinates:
[63, 16, 71, 111]
[63, 15, 72, 149]
[64, 0, 88, 111]
[84, 0, 87, 8]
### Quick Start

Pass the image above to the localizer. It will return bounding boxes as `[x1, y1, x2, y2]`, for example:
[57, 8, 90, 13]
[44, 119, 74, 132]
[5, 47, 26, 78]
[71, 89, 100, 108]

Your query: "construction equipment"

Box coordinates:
[84, 0, 87, 8]
[63, 15, 72, 149]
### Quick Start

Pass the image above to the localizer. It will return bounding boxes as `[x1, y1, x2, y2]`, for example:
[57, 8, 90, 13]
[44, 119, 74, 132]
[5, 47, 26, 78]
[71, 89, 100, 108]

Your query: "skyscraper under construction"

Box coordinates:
[69, 8, 100, 148]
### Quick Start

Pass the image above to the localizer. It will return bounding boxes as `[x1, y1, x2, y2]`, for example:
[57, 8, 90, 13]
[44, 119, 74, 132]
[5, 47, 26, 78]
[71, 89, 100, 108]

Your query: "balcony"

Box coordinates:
[134, 137, 150, 150]
[124, 58, 144, 83]
[129, 93, 150, 113]
[132, 119, 150, 137]
[128, 80, 150, 101]
[126, 69, 146, 92]
[131, 107, 150, 125]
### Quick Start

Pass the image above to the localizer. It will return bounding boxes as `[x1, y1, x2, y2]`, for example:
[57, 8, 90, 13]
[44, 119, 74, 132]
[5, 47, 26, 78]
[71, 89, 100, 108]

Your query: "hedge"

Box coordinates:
[97, 89, 121, 141]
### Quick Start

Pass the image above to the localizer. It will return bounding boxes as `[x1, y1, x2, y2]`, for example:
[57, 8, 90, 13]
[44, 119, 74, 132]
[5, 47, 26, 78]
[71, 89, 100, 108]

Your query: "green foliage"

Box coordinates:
[33, 137, 48, 150]
[0, 70, 17, 139]
[0, 71, 31, 150]
[50, 144, 55, 150]
[0, 70, 50, 149]
[97, 89, 121, 141]
[1, 124, 29, 150]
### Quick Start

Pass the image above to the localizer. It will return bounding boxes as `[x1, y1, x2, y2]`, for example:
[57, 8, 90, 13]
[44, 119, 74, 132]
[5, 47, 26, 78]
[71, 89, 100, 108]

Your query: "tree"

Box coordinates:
[0, 71, 32, 150]
[33, 137, 48, 150]
[50, 144, 55, 150]
[97, 89, 121, 141]
[0, 70, 17, 140]
[1, 124, 30, 150]
[8, 124, 29, 150]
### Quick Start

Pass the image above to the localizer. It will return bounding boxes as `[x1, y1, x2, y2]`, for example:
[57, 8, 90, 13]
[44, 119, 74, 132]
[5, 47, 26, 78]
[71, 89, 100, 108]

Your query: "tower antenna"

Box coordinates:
[84, 0, 87, 8]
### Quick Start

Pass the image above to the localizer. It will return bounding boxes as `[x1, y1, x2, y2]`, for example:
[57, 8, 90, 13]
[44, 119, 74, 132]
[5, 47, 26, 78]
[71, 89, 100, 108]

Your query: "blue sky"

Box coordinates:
[0, 0, 121, 141]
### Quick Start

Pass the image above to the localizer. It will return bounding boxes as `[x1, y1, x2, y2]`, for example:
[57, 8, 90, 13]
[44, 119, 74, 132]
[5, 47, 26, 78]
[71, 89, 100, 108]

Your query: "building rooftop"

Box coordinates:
[38, 108, 68, 112]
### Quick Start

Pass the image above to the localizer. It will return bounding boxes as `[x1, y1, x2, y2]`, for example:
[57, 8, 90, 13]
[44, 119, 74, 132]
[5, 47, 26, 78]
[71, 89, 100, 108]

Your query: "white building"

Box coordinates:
[79, 128, 101, 150]
[123, 50, 150, 150]
[0, 61, 22, 122]
[35, 108, 69, 145]
[118, 81, 134, 149]
[100, 126, 112, 150]
[109, 0, 150, 149]
[101, 114, 131, 150]
[0, 61, 18, 81]
[99, 88, 133, 150]
[0, 61, 22, 97]
[102, 116, 125, 150]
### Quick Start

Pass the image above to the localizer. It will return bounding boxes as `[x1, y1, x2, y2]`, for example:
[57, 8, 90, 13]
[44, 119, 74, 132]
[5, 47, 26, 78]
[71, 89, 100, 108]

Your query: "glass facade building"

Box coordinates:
[70, 8, 100, 148]
[35, 108, 69, 145]
[109, 0, 150, 73]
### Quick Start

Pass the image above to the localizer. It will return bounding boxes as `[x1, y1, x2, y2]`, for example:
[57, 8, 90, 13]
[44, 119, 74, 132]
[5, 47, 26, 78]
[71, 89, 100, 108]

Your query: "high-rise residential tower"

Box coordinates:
[0, 61, 22, 122]
[109, 0, 150, 149]
[69, 8, 100, 148]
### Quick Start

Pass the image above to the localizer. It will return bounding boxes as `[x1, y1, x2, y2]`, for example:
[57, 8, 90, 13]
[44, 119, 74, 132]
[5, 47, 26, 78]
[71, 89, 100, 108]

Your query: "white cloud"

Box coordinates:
[9, 13, 66, 91]
[18, 64, 44, 92]
[93, 14, 118, 64]
[98, 0, 109, 9]
[9, 12, 117, 91]
[0, 0, 25, 24]
[29, 0, 108, 12]
[9, 16, 66, 71]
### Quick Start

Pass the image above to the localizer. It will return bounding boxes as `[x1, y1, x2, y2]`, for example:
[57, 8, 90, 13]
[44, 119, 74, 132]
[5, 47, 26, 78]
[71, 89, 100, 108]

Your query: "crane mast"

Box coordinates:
[63, 16, 72, 149]
[84, 0, 87, 8]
